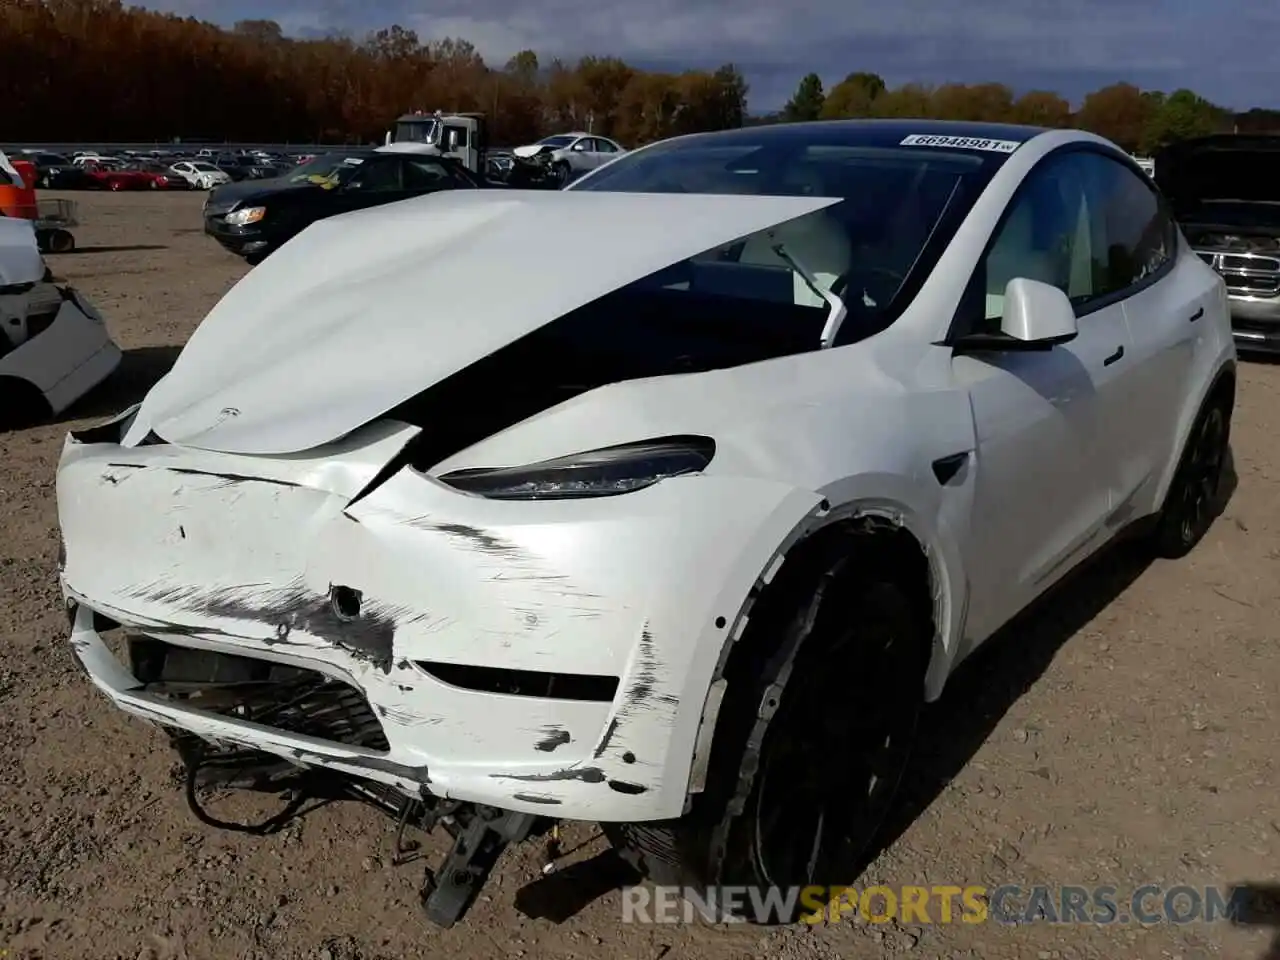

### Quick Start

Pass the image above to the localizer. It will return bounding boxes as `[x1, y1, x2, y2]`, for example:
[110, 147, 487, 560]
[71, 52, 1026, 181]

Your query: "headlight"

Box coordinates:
[437, 436, 715, 500]
[225, 206, 266, 226]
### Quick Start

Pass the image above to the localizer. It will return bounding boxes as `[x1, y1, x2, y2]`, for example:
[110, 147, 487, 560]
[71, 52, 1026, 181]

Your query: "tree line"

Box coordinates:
[773, 72, 1271, 156]
[3, 0, 1278, 152]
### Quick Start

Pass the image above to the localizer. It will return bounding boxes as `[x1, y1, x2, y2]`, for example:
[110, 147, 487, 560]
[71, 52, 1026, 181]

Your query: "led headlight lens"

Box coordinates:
[438, 436, 715, 500]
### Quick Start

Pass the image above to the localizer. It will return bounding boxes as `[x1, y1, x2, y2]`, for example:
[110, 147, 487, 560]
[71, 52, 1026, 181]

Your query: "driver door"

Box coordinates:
[955, 150, 1133, 644]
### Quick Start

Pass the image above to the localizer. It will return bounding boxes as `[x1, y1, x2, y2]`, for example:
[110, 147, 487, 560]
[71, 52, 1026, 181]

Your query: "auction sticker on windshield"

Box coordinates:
[899, 134, 1020, 153]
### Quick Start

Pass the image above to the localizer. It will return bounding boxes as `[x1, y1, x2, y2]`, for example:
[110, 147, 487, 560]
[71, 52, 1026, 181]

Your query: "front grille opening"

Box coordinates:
[1226, 274, 1280, 295]
[415, 660, 618, 702]
[129, 637, 389, 751]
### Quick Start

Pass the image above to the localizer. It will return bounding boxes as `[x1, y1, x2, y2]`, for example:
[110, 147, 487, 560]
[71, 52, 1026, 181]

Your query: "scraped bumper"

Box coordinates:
[55, 421, 821, 822]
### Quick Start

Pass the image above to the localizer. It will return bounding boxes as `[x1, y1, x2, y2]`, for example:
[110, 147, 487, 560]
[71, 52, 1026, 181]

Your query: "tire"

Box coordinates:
[1150, 392, 1232, 559]
[552, 161, 571, 188]
[109, 180, 122, 191]
[49, 230, 75, 254]
[604, 556, 930, 923]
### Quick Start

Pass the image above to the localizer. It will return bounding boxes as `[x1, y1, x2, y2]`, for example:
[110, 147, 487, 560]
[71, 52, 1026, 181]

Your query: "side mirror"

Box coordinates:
[1001, 277, 1079, 344]
[572, 142, 586, 151]
[946, 278, 1079, 354]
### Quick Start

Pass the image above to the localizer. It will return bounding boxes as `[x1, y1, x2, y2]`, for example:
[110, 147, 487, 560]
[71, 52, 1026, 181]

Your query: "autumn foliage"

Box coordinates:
[2, 0, 1275, 152]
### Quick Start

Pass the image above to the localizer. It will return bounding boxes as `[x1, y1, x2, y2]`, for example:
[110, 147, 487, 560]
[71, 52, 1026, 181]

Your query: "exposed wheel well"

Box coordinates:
[718, 512, 936, 686]
[608, 511, 939, 888]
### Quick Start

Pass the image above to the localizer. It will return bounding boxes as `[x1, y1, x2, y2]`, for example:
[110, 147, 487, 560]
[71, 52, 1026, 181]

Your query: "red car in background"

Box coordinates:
[81, 162, 153, 191]
[128, 162, 191, 190]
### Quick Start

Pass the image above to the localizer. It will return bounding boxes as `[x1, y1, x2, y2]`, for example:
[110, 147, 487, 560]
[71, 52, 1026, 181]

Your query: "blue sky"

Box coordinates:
[143, 0, 1277, 113]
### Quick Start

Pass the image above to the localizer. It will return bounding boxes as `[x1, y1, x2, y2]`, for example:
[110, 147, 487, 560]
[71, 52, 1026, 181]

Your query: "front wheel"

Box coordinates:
[605, 566, 930, 923]
[1150, 393, 1231, 558]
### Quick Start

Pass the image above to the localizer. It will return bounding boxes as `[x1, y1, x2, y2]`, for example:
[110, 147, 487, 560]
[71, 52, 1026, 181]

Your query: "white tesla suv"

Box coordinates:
[54, 119, 1235, 926]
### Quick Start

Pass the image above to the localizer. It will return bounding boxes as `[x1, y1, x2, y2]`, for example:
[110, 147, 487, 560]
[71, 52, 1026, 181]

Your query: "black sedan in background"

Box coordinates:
[202, 149, 480, 264]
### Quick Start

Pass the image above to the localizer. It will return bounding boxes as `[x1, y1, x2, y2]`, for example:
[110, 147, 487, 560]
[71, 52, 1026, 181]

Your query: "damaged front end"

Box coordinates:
[54, 189, 842, 926]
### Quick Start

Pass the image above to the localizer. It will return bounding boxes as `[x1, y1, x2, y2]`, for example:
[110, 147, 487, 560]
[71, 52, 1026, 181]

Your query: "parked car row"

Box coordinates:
[10, 147, 311, 192]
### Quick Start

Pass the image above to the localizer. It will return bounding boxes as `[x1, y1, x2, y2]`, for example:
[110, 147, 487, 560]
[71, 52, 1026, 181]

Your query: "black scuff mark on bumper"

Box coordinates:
[494, 766, 607, 784]
[534, 727, 571, 752]
[375, 704, 444, 727]
[288, 747, 431, 785]
[592, 717, 620, 758]
[164, 467, 300, 488]
[125, 578, 429, 674]
[621, 625, 679, 713]
[401, 517, 604, 615]
[513, 792, 562, 805]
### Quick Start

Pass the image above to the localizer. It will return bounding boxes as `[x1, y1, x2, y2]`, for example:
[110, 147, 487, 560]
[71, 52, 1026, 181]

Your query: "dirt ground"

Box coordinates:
[1, 190, 1277, 960]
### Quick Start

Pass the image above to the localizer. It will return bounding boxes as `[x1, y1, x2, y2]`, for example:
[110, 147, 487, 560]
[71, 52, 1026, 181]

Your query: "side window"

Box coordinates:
[403, 159, 456, 191]
[442, 125, 468, 151]
[1078, 153, 1175, 294]
[979, 152, 1095, 327]
[974, 150, 1176, 329]
[349, 157, 402, 192]
[597, 139, 619, 154]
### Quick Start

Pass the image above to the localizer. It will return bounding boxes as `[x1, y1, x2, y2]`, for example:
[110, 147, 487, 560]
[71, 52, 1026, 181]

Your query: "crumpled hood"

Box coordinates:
[511, 144, 552, 159]
[0, 216, 45, 287]
[1155, 134, 1280, 206]
[123, 189, 837, 454]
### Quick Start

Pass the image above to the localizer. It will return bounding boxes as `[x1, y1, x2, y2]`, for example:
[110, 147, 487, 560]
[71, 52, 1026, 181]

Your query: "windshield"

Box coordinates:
[191, 162, 220, 172]
[395, 119, 439, 144]
[569, 134, 988, 346]
[286, 153, 368, 184]
[538, 135, 577, 149]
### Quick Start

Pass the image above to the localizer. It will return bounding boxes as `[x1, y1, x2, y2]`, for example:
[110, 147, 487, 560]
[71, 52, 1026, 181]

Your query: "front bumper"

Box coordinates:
[203, 217, 271, 257]
[56, 420, 821, 822]
[1227, 296, 1280, 353]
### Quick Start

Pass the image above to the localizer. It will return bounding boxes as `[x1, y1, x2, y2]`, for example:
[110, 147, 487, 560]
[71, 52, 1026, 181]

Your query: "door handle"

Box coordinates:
[1189, 307, 1204, 322]
[1103, 344, 1125, 366]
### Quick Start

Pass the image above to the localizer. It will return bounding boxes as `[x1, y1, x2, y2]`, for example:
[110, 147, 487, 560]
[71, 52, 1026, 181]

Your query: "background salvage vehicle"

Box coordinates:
[168, 160, 231, 190]
[54, 119, 1235, 928]
[1155, 133, 1280, 354]
[0, 215, 121, 424]
[203, 149, 480, 265]
[510, 132, 627, 186]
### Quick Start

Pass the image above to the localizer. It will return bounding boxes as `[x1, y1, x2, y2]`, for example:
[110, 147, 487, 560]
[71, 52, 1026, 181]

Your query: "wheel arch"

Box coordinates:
[1150, 356, 1237, 513]
[686, 496, 963, 802]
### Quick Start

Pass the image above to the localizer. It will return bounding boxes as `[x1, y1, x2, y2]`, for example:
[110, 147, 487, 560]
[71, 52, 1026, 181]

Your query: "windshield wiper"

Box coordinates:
[771, 242, 848, 349]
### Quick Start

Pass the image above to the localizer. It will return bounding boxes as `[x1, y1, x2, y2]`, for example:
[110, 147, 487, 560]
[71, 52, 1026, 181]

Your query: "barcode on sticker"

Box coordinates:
[900, 134, 1021, 153]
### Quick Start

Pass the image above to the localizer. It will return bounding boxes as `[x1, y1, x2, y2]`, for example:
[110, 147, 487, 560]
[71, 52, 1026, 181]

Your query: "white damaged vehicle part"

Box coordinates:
[120, 190, 837, 452]
[0, 216, 121, 419]
[56, 120, 1236, 927]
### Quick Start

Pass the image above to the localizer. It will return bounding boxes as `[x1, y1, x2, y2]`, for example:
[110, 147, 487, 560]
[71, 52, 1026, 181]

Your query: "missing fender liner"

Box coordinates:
[701, 507, 938, 884]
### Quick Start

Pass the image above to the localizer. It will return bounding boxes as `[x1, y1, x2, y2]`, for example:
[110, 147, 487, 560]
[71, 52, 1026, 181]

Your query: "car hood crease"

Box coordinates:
[123, 189, 838, 455]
